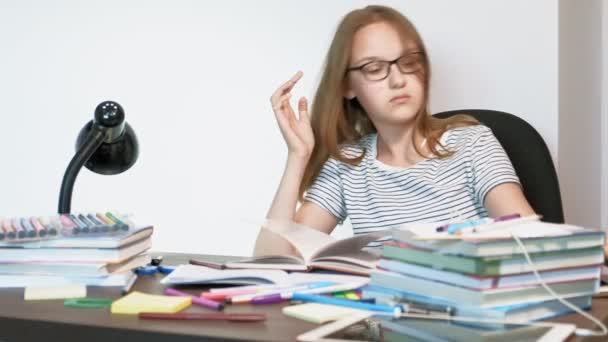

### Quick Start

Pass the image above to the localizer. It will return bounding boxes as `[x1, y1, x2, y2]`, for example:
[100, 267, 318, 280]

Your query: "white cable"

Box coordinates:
[510, 232, 607, 337]
[377, 230, 607, 338]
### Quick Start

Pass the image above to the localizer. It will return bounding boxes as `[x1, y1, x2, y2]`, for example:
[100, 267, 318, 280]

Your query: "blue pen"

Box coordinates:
[446, 218, 490, 234]
[291, 293, 403, 315]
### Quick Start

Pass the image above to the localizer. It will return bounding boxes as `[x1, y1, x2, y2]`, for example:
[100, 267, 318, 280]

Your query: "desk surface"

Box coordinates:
[0, 252, 607, 342]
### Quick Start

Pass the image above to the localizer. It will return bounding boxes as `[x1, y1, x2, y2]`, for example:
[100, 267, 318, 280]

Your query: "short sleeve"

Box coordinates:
[304, 157, 347, 223]
[470, 126, 521, 204]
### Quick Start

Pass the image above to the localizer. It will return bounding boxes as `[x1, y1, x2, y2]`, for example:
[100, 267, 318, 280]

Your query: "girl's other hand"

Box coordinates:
[270, 71, 315, 160]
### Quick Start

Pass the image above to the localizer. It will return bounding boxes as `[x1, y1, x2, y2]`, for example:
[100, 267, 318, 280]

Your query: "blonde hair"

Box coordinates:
[299, 5, 477, 200]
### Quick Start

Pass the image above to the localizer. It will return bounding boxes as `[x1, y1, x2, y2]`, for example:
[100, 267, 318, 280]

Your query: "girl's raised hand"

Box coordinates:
[270, 71, 315, 160]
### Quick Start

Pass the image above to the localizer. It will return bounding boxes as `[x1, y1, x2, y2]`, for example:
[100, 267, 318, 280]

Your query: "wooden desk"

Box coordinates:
[0, 253, 606, 342]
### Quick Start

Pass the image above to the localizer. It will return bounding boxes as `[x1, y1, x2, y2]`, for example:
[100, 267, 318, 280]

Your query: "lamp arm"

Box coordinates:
[58, 125, 107, 214]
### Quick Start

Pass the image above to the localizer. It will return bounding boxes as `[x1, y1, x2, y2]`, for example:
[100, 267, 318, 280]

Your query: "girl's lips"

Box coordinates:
[390, 95, 411, 103]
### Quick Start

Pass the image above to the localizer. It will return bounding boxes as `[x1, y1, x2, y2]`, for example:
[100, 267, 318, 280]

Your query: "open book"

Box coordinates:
[201, 220, 389, 275]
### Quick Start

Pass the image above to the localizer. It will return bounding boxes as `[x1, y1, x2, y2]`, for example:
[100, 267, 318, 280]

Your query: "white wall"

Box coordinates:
[558, 0, 604, 229]
[603, 0, 608, 230]
[0, 0, 570, 256]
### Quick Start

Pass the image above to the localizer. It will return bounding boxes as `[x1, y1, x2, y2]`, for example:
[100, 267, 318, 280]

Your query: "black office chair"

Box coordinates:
[433, 109, 565, 224]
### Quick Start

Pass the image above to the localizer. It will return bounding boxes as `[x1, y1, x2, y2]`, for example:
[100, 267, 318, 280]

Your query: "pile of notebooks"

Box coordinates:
[0, 213, 152, 288]
[362, 220, 605, 339]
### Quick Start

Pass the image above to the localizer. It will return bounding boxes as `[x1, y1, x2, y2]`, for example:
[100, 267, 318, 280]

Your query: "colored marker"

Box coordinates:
[3, 218, 17, 239]
[165, 288, 224, 311]
[78, 214, 99, 233]
[139, 312, 266, 322]
[59, 214, 80, 235]
[20, 218, 36, 238]
[87, 214, 108, 232]
[291, 293, 402, 314]
[106, 212, 129, 231]
[30, 217, 48, 238]
[0, 218, 5, 240]
[232, 282, 334, 304]
[69, 214, 89, 233]
[461, 214, 543, 235]
[38, 216, 61, 235]
[13, 218, 27, 239]
[96, 212, 119, 232]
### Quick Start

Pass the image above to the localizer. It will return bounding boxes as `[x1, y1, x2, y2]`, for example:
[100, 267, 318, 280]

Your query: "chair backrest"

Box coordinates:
[433, 109, 564, 223]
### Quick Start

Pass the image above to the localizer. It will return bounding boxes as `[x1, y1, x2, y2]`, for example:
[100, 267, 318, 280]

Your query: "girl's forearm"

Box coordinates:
[265, 154, 309, 220]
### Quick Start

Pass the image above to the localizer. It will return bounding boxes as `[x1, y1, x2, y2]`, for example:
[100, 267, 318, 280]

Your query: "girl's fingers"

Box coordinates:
[297, 97, 309, 121]
[272, 93, 292, 112]
[270, 71, 303, 103]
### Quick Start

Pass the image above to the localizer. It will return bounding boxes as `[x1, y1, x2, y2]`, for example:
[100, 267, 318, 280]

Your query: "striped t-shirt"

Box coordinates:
[304, 125, 520, 241]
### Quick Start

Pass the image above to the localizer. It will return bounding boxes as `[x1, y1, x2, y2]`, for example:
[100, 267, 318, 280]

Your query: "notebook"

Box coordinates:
[370, 270, 599, 308]
[377, 258, 602, 290]
[0, 254, 150, 277]
[207, 220, 389, 275]
[0, 237, 151, 263]
[382, 241, 604, 276]
[363, 284, 593, 322]
[392, 221, 605, 257]
[111, 291, 191, 315]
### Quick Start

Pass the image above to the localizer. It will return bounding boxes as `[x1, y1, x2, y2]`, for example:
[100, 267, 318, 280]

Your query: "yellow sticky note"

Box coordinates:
[282, 303, 364, 324]
[111, 291, 191, 315]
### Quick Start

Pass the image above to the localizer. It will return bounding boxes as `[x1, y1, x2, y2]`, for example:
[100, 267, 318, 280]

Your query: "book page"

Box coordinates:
[263, 219, 336, 262]
[311, 232, 388, 260]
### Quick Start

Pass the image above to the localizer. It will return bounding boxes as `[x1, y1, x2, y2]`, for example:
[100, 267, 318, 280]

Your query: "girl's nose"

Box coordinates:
[387, 64, 407, 88]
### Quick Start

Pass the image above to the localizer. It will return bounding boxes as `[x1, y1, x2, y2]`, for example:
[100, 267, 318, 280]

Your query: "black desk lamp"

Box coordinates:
[58, 101, 139, 214]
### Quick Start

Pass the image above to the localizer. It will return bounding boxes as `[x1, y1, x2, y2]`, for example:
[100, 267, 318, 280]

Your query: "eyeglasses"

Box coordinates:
[347, 51, 424, 81]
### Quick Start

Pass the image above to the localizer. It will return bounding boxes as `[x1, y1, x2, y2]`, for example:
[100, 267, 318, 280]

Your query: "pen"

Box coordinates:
[460, 214, 542, 235]
[164, 288, 224, 311]
[87, 213, 109, 232]
[228, 281, 335, 304]
[138, 312, 267, 322]
[291, 293, 402, 315]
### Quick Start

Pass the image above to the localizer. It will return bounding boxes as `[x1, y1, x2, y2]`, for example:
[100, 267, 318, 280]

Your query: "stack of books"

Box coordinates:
[363, 220, 605, 334]
[0, 213, 152, 288]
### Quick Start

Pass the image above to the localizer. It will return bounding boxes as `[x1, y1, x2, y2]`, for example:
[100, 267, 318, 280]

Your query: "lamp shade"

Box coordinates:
[75, 101, 139, 175]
